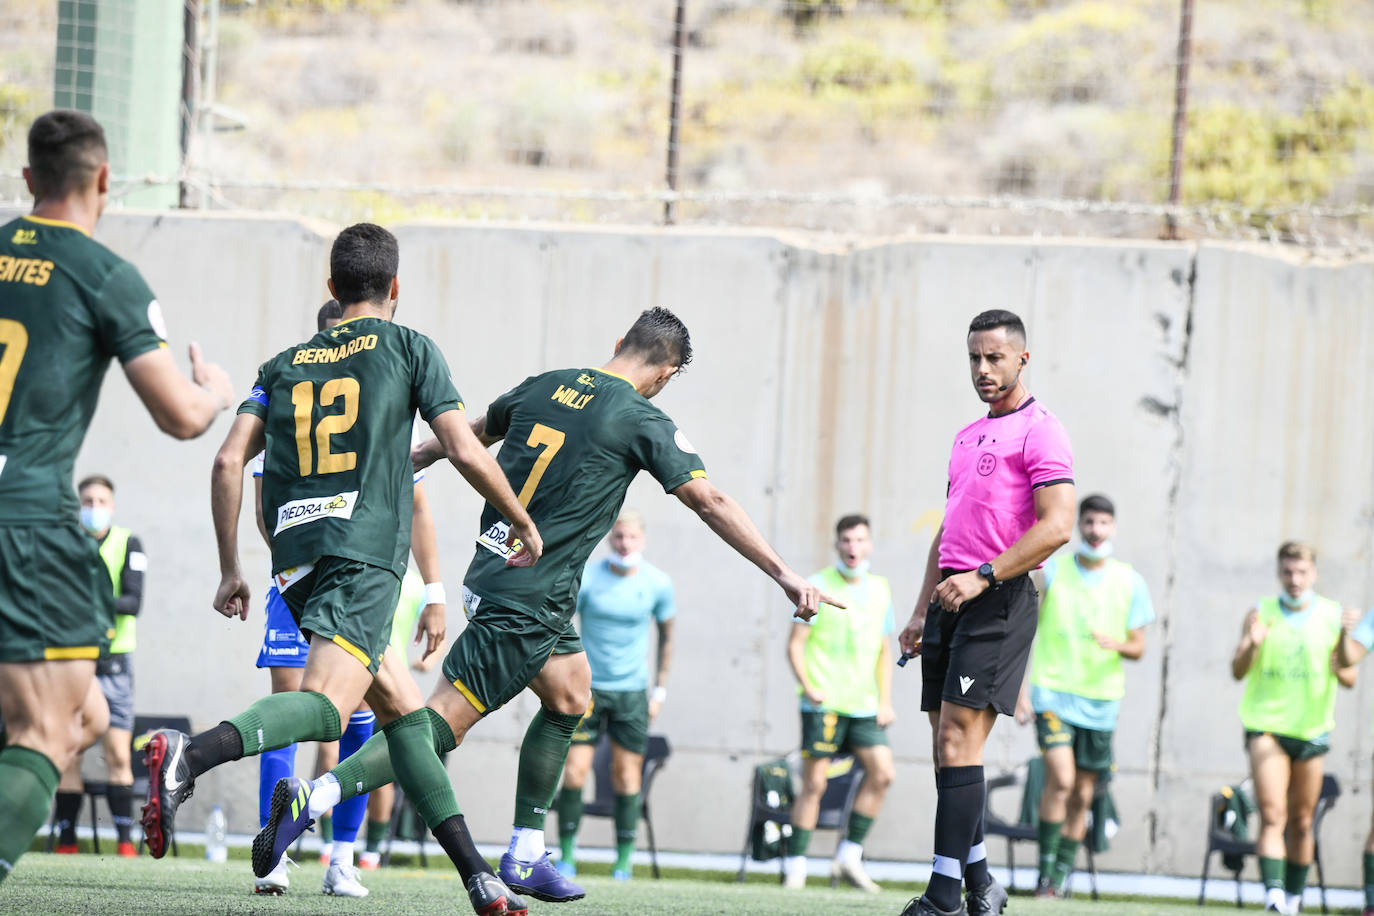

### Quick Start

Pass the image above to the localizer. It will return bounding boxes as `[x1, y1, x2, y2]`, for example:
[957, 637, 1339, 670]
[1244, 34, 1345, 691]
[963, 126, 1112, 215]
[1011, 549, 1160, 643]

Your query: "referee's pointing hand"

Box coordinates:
[935, 570, 989, 613]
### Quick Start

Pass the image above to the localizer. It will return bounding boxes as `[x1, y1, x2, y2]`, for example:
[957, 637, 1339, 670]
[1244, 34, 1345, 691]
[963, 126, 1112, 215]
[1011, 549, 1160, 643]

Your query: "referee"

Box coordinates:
[899, 310, 1075, 916]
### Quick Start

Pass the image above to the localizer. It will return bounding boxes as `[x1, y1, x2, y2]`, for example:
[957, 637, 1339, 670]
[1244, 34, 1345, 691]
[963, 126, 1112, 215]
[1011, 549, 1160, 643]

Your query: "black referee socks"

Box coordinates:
[925, 764, 986, 911]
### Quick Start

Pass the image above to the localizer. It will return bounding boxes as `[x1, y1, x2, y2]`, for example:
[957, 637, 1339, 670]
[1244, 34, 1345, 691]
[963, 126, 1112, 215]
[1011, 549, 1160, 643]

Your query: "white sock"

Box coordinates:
[834, 839, 863, 863]
[308, 774, 341, 818]
[509, 826, 545, 861]
[329, 840, 354, 869]
[784, 854, 807, 874]
[1286, 892, 1302, 913]
[1265, 887, 1288, 910]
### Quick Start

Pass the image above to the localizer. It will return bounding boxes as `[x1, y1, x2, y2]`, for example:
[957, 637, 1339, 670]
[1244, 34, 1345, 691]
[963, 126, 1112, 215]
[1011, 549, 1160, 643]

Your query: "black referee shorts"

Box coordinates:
[920, 573, 1038, 716]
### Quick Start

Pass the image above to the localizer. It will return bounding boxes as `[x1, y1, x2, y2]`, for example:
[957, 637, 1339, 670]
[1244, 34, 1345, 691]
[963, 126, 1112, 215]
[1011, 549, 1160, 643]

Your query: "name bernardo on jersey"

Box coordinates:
[291, 333, 379, 365]
[273, 489, 359, 535]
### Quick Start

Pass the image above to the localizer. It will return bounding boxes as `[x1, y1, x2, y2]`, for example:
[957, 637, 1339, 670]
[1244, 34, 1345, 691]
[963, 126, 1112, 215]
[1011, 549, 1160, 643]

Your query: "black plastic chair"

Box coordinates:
[578, 733, 672, 878]
[736, 753, 865, 882]
[983, 762, 1101, 898]
[1197, 774, 1340, 912]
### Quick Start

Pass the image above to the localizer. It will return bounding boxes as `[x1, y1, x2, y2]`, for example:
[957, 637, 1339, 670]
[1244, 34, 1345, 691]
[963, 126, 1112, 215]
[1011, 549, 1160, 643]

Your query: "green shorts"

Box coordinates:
[277, 556, 401, 675]
[1245, 729, 1330, 761]
[572, 688, 649, 755]
[1036, 710, 1114, 773]
[800, 710, 888, 759]
[0, 523, 114, 663]
[442, 602, 583, 716]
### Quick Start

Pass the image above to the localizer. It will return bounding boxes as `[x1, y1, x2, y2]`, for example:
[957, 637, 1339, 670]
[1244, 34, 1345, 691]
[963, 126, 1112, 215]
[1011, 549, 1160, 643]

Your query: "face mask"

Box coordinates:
[80, 506, 111, 534]
[1280, 589, 1315, 610]
[836, 559, 869, 578]
[1076, 540, 1113, 561]
[609, 551, 642, 571]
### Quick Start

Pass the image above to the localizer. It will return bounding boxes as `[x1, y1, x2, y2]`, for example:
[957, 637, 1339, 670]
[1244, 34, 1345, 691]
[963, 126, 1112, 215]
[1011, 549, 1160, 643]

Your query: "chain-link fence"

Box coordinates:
[2, 0, 1372, 249]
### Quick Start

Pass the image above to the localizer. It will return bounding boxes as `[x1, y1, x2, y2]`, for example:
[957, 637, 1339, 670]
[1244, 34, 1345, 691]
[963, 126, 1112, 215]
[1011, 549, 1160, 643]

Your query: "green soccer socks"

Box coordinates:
[0, 746, 60, 885]
[1051, 836, 1080, 890]
[1037, 819, 1062, 884]
[513, 708, 582, 830]
[613, 792, 640, 874]
[384, 709, 461, 829]
[557, 786, 584, 862]
[228, 690, 341, 757]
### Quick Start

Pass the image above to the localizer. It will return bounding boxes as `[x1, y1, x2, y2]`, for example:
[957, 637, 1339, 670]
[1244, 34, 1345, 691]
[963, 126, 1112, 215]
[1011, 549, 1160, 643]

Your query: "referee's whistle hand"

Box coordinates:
[935, 571, 988, 613]
[898, 615, 924, 656]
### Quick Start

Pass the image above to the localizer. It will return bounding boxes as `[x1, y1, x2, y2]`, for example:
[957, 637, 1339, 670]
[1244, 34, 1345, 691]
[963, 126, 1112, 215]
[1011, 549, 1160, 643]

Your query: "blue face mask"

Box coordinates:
[1076, 540, 1113, 561]
[1279, 589, 1315, 610]
[836, 559, 869, 579]
[80, 505, 111, 534]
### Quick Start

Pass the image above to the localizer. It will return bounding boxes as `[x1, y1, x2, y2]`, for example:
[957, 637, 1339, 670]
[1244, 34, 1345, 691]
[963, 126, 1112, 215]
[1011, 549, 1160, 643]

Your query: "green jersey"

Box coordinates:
[462, 367, 706, 628]
[0, 215, 166, 523]
[238, 316, 462, 579]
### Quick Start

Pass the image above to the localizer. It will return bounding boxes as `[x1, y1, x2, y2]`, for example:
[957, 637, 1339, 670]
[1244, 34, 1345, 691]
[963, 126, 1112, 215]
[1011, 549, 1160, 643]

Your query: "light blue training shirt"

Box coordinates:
[577, 557, 676, 692]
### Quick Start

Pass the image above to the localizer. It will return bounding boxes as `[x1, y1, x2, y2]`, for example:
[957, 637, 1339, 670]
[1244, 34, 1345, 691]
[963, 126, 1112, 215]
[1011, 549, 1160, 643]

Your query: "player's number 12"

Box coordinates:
[291, 378, 360, 476]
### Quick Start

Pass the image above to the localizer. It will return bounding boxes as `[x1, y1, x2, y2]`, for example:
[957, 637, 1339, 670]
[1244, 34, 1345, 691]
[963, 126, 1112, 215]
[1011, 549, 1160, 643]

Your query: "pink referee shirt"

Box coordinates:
[938, 397, 1073, 571]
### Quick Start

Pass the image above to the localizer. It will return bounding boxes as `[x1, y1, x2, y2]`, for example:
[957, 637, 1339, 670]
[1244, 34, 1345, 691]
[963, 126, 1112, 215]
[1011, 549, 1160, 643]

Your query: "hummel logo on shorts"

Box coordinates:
[959, 676, 975, 695]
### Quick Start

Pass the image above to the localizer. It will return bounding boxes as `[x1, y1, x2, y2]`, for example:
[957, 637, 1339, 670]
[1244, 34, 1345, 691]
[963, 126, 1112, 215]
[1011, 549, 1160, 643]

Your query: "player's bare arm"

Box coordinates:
[1339, 607, 1368, 667]
[650, 617, 674, 720]
[899, 524, 944, 656]
[124, 341, 235, 439]
[409, 480, 446, 661]
[670, 476, 843, 621]
[935, 483, 1074, 613]
[252, 475, 270, 548]
[876, 636, 896, 726]
[1231, 607, 1268, 680]
[470, 412, 502, 448]
[1092, 626, 1147, 659]
[428, 407, 543, 565]
[787, 621, 824, 704]
[210, 412, 266, 620]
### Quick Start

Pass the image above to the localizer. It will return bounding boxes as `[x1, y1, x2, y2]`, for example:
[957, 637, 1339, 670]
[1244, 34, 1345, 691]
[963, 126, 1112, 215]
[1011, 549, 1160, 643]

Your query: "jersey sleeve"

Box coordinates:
[237, 364, 270, 420]
[653, 575, 677, 623]
[1126, 571, 1156, 629]
[1354, 609, 1374, 650]
[1024, 414, 1074, 489]
[483, 376, 538, 440]
[93, 262, 166, 364]
[630, 413, 707, 492]
[410, 335, 463, 422]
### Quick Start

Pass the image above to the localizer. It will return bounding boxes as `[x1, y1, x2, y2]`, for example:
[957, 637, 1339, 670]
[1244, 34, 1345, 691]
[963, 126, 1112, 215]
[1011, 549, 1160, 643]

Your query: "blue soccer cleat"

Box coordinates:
[253, 776, 315, 878]
[554, 858, 577, 878]
[498, 851, 586, 902]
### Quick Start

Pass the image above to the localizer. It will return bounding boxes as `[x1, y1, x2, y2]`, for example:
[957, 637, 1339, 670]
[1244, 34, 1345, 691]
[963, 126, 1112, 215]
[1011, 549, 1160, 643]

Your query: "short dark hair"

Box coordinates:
[1078, 494, 1115, 518]
[835, 514, 870, 537]
[317, 299, 343, 331]
[78, 474, 115, 495]
[968, 309, 1026, 345]
[27, 110, 107, 200]
[329, 223, 398, 306]
[619, 307, 693, 371]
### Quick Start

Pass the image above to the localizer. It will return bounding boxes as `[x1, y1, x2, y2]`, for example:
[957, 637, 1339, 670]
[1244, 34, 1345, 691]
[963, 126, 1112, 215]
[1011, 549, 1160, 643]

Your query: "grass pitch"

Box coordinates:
[0, 853, 1338, 915]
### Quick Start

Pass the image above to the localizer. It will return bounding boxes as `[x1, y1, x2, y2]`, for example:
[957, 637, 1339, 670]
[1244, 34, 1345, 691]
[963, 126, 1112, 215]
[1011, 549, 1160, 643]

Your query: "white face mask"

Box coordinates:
[1280, 589, 1315, 610]
[1076, 540, 1113, 561]
[80, 506, 112, 534]
[609, 551, 642, 571]
[836, 559, 869, 578]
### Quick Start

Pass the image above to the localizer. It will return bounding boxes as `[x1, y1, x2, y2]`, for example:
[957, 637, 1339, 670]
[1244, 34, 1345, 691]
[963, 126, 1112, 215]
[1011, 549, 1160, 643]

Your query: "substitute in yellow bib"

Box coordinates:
[1020, 493, 1153, 898]
[1232, 541, 1355, 914]
[784, 514, 896, 894]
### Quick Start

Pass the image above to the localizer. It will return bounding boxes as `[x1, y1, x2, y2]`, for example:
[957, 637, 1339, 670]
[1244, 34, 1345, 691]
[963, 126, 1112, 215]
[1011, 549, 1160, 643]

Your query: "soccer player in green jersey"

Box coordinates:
[0, 110, 236, 887]
[1232, 541, 1354, 914]
[258, 307, 842, 913]
[140, 223, 542, 916]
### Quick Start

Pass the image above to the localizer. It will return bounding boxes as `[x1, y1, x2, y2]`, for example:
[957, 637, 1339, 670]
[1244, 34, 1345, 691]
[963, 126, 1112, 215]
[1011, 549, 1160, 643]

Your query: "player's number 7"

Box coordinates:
[0, 318, 30, 431]
[516, 422, 565, 507]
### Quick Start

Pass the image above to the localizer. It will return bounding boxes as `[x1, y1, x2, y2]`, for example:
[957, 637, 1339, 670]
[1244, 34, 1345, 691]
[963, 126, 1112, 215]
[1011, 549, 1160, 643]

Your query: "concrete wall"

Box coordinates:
[9, 207, 1373, 881]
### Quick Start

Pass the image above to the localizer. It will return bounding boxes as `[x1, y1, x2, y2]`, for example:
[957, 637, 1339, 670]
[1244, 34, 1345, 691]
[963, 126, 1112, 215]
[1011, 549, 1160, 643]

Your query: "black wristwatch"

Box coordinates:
[977, 562, 999, 589]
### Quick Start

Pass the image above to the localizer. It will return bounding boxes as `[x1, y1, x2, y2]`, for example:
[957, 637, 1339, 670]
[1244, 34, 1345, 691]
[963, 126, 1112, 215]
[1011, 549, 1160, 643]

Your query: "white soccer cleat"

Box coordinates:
[783, 859, 808, 890]
[322, 862, 370, 898]
[831, 856, 881, 893]
[253, 855, 293, 895]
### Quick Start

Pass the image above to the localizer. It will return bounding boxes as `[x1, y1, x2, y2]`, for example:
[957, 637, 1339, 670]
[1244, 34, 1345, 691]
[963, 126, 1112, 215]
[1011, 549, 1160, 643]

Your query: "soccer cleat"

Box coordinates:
[831, 855, 880, 892]
[252, 777, 316, 878]
[1033, 875, 1058, 899]
[965, 876, 1008, 916]
[54, 843, 79, 855]
[554, 858, 577, 878]
[498, 851, 586, 902]
[254, 855, 294, 895]
[612, 868, 632, 882]
[783, 860, 807, 890]
[358, 850, 381, 870]
[899, 896, 968, 916]
[322, 862, 370, 897]
[467, 872, 529, 916]
[116, 840, 137, 858]
[140, 729, 195, 859]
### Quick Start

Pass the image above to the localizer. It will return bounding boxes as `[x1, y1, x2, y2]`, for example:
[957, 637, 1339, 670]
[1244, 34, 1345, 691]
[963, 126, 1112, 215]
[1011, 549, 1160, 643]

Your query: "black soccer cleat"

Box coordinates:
[900, 895, 969, 916]
[965, 876, 1008, 916]
[140, 729, 195, 859]
[467, 872, 529, 916]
